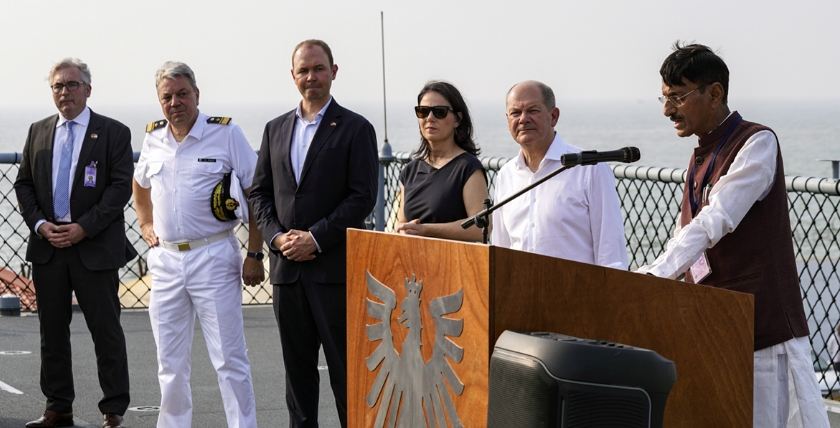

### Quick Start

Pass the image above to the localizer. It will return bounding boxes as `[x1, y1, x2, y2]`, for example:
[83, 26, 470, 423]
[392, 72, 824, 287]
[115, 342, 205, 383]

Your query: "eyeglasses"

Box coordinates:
[658, 87, 700, 106]
[414, 105, 455, 119]
[51, 81, 85, 93]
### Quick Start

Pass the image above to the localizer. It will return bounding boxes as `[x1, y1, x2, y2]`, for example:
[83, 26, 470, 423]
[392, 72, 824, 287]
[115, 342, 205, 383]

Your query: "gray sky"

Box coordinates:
[2, 0, 839, 108]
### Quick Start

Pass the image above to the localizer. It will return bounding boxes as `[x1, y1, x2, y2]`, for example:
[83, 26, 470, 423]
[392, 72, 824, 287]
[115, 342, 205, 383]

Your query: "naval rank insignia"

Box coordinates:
[207, 116, 231, 125]
[365, 272, 465, 427]
[145, 119, 167, 132]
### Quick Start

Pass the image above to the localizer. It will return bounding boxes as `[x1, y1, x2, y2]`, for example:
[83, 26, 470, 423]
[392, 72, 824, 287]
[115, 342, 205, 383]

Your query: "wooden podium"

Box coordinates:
[347, 230, 754, 427]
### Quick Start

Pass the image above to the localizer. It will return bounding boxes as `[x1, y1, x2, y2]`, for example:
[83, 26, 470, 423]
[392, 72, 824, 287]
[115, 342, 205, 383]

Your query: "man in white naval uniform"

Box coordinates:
[132, 61, 263, 428]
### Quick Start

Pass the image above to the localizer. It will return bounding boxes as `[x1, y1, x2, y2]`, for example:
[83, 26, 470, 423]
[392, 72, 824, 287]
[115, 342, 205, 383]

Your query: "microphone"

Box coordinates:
[560, 147, 641, 166]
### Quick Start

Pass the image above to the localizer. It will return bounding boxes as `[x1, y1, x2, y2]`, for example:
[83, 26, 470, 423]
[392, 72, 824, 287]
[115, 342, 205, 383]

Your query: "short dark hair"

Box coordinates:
[413, 81, 480, 160]
[660, 41, 729, 104]
[292, 39, 334, 67]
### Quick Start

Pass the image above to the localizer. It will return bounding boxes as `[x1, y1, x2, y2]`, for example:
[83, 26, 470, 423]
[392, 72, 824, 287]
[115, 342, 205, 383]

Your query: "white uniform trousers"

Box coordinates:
[754, 336, 829, 428]
[148, 235, 257, 428]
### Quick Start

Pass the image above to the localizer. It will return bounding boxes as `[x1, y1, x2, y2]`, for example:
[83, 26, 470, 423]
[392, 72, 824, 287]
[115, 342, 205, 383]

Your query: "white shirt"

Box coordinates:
[637, 129, 778, 278]
[134, 111, 257, 242]
[52, 107, 90, 223]
[491, 133, 628, 269]
[291, 97, 332, 184]
[828, 333, 840, 364]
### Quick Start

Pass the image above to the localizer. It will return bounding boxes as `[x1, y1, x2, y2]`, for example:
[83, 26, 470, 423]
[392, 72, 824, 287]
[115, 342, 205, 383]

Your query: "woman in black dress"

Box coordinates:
[396, 81, 489, 242]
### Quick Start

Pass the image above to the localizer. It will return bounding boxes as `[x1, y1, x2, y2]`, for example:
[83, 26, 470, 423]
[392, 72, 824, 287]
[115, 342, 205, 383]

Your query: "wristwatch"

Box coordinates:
[246, 251, 264, 260]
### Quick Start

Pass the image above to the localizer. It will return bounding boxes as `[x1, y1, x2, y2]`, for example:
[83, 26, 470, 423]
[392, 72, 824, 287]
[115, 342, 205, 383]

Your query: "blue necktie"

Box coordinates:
[54, 121, 75, 218]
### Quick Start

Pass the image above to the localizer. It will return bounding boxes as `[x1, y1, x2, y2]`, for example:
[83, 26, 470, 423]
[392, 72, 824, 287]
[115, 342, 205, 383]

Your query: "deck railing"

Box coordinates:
[1, 151, 839, 396]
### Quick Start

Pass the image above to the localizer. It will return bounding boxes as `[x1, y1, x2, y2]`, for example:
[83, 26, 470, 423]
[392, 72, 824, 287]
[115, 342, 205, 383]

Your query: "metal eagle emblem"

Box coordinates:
[365, 271, 465, 427]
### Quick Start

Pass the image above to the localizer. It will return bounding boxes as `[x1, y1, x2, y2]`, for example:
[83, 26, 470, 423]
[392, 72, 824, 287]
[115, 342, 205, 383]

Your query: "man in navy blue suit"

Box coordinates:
[250, 40, 378, 428]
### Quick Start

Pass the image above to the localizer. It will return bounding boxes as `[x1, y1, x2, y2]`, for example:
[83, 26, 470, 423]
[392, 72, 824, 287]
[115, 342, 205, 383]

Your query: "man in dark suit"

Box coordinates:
[250, 40, 378, 428]
[14, 58, 135, 428]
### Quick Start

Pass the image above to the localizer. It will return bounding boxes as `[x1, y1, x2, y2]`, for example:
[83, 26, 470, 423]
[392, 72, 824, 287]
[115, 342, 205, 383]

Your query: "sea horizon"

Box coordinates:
[1, 98, 839, 177]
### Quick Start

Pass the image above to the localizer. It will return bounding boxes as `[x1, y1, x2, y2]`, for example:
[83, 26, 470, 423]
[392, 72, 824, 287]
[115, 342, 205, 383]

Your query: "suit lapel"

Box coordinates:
[279, 112, 297, 187]
[74, 111, 101, 187]
[299, 100, 341, 185]
[42, 115, 59, 196]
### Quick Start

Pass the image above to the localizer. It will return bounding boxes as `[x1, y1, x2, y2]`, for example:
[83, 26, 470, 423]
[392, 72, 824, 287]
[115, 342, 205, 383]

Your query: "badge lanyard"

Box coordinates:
[688, 116, 742, 217]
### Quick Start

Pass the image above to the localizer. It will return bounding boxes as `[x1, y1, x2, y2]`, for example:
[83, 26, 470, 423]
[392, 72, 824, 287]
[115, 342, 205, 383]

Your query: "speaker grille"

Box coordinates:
[488, 350, 559, 427]
[564, 389, 648, 427]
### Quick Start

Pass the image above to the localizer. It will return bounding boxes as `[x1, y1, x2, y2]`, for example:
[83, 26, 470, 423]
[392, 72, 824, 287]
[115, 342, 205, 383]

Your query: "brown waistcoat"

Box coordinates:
[680, 111, 809, 351]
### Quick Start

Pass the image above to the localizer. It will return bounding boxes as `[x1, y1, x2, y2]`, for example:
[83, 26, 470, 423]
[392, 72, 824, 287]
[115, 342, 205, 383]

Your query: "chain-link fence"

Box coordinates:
[3, 151, 840, 395]
[0, 152, 272, 310]
[376, 152, 840, 398]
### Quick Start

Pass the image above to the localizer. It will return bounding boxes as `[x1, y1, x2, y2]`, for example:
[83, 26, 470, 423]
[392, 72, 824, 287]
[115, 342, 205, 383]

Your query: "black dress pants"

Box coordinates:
[274, 273, 347, 428]
[32, 245, 130, 415]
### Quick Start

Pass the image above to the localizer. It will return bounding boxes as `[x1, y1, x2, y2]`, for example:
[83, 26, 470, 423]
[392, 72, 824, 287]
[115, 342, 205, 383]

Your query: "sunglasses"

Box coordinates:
[414, 105, 455, 119]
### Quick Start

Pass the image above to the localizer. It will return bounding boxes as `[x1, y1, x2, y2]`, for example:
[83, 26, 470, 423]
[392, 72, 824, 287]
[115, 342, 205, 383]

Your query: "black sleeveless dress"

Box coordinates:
[399, 152, 485, 223]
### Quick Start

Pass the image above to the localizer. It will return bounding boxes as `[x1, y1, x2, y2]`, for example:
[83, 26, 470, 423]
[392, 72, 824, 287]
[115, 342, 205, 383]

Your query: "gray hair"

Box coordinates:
[507, 80, 556, 110]
[155, 61, 197, 90]
[49, 58, 92, 85]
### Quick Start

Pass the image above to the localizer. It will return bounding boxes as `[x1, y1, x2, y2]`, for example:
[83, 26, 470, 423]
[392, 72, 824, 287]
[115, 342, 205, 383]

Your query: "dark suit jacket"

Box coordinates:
[251, 99, 378, 284]
[14, 109, 138, 270]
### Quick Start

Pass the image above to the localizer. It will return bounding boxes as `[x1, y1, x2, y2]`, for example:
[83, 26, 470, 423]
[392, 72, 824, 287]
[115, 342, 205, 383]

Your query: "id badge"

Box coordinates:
[84, 161, 97, 187]
[689, 251, 712, 283]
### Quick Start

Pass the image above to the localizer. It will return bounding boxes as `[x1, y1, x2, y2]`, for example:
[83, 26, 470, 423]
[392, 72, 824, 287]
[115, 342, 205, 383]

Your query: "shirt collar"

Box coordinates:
[295, 96, 333, 123]
[164, 111, 207, 143]
[544, 132, 572, 161]
[187, 111, 207, 141]
[698, 110, 741, 148]
[56, 107, 90, 128]
[514, 132, 569, 170]
[704, 110, 735, 136]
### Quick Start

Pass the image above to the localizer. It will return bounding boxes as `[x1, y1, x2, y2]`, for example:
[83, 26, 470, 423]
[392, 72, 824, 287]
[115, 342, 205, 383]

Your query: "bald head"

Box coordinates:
[507, 80, 555, 111]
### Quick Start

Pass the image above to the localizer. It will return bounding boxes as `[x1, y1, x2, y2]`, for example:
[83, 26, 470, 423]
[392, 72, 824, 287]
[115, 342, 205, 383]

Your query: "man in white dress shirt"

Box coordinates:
[491, 80, 628, 270]
[637, 42, 828, 428]
[828, 324, 840, 365]
[132, 61, 263, 428]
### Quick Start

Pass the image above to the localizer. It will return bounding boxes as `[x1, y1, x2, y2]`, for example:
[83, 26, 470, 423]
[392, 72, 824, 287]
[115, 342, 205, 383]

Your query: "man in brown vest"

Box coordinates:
[638, 42, 829, 427]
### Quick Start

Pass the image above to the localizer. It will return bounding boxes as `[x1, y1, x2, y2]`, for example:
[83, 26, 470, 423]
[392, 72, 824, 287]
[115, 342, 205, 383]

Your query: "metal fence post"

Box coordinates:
[817, 159, 840, 180]
[376, 140, 395, 231]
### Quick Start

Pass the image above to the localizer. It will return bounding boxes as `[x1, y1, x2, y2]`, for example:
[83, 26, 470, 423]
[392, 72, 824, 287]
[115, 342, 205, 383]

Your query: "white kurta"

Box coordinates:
[637, 129, 778, 280]
[637, 126, 828, 428]
[136, 112, 258, 428]
[491, 133, 628, 270]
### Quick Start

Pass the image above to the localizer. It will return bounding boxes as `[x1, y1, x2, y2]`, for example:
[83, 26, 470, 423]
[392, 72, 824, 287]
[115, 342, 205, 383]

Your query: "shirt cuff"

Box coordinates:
[34, 219, 46, 237]
[270, 231, 322, 253]
[269, 231, 282, 250]
[636, 263, 678, 280]
[635, 265, 651, 274]
[309, 232, 322, 253]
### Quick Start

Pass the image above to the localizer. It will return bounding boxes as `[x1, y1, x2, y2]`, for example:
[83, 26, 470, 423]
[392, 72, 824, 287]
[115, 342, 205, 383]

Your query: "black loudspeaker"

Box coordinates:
[488, 331, 677, 428]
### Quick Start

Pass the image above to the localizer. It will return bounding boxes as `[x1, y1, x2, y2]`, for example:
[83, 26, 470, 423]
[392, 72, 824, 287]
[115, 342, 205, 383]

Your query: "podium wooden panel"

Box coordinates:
[347, 230, 753, 427]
